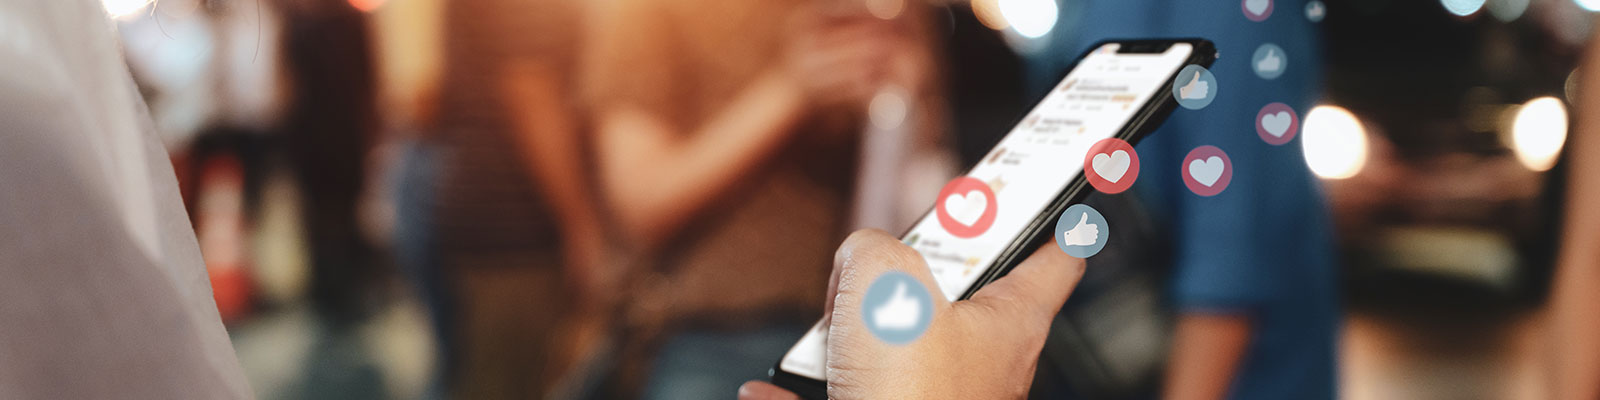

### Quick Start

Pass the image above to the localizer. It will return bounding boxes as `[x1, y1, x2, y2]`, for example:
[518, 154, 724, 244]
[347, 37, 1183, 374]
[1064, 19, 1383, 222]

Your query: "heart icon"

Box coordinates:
[1084, 138, 1140, 194]
[936, 177, 997, 237]
[1245, 0, 1269, 16]
[1255, 103, 1300, 145]
[1261, 112, 1292, 137]
[1189, 157, 1225, 187]
[1092, 150, 1131, 183]
[943, 190, 988, 226]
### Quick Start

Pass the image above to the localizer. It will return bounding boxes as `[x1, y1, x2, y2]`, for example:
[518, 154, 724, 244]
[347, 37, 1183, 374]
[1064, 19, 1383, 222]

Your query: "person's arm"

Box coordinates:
[1548, 20, 1600, 399]
[593, 72, 811, 247]
[1163, 313, 1254, 400]
[501, 61, 612, 299]
[588, 8, 894, 248]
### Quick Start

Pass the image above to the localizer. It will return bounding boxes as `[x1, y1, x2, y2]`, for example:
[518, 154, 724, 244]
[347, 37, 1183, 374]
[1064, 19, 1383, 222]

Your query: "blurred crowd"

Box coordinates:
[52, 0, 1600, 398]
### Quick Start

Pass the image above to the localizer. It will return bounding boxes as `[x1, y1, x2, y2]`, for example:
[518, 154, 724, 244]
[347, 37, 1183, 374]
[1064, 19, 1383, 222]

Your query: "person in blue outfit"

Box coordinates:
[1026, 1, 1340, 399]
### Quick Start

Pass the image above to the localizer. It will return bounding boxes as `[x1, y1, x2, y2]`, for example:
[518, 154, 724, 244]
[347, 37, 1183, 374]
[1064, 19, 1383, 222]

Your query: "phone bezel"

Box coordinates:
[770, 38, 1217, 399]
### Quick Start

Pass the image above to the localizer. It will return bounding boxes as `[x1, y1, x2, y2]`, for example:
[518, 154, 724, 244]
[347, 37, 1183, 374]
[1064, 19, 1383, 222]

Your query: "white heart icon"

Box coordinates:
[1092, 150, 1131, 183]
[1261, 111, 1291, 137]
[943, 190, 988, 226]
[1189, 156, 1226, 187]
[1245, 0, 1269, 15]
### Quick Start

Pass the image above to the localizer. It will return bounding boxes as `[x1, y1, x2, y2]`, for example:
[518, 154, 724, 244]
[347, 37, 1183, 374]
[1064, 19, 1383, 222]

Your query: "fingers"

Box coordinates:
[738, 381, 800, 400]
[965, 243, 1086, 324]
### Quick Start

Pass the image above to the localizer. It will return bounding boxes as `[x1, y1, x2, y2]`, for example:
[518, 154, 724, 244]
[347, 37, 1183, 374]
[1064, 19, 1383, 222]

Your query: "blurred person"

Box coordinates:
[396, 0, 611, 397]
[274, 0, 384, 320]
[580, 0, 952, 397]
[1548, 18, 1600, 400]
[0, 0, 251, 397]
[1025, 1, 1338, 399]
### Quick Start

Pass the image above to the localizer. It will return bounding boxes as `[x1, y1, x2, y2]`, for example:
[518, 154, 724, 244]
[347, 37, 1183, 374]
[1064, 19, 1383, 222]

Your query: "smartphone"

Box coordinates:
[769, 38, 1217, 398]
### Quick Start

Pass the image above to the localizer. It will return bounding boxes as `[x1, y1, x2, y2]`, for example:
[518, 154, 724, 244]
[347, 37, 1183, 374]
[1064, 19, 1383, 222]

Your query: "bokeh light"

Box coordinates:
[1440, 0, 1486, 16]
[971, 0, 1010, 30]
[349, 0, 387, 12]
[1509, 97, 1568, 172]
[101, 0, 151, 20]
[867, 0, 905, 20]
[869, 89, 909, 130]
[998, 0, 1058, 39]
[1576, 0, 1600, 12]
[1486, 0, 1528, 21]
[1302, 105, 1369, 180]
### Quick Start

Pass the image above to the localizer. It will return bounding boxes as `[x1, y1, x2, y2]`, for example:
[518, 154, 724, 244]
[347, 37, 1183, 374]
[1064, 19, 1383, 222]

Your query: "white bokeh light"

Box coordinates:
[1509, 97, 1568, 172]
[1440, 0, 1486, 16]
[1487, 0, 1528, 21]
[101, 0, 152, 19]
[1577, 0, 1600, 12]
[998, 0, 1058, 39]
[1302, 105, 1369, 180]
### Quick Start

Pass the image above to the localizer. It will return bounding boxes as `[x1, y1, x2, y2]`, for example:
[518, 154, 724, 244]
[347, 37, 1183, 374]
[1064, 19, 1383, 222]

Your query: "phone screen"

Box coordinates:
[778, 42, 1196, 380]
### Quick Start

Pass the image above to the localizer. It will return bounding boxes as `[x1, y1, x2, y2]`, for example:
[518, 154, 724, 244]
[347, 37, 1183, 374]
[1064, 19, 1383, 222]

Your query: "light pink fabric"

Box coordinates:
[0, 0, 252, 398]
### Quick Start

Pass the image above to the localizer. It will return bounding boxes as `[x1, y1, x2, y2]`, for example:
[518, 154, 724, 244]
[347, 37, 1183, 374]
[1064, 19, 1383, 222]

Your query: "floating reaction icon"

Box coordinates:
[936, 177, 998, 238]
[863, 271, 934, 345]
[1183, 145, 1233, 197]
[1253, 43, 1286, 80]
[1306, 0, 1326, 22]
[1243, 0, 1273, 21]
[1085, 138, 1140, 194]
[1056, 204, 1108, 258]
[1256, 102, 1300, 145]
[1173, 65, 1217, 110]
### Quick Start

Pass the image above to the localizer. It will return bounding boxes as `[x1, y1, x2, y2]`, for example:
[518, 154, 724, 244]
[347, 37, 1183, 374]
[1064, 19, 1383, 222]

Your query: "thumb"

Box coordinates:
[1188, 71, 1201, 83]
[964, 244, 1085, 328]
[1076, 212, 1090, 227]
[829, 230, 948, 329]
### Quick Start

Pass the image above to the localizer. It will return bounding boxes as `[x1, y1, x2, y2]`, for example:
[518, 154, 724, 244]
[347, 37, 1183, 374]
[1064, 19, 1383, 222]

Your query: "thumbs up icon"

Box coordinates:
[1172, 65, 1215, 110]
[1059, 212, 1100, 247]
[872, 282, 923, 330]
[1257, 49, 1281, 72]
[1253, 44, 1287, 79]
[1056, 204, 1109, 258]
[1178, 71, 1209, 100]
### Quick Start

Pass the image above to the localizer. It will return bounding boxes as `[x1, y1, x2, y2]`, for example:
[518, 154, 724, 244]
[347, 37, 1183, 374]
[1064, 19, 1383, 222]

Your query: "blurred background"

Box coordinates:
[92, 0, 1594, 398]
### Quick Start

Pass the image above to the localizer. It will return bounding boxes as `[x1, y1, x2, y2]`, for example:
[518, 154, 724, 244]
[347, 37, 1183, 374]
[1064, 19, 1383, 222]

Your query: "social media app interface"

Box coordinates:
[780, 43, 1195, 380]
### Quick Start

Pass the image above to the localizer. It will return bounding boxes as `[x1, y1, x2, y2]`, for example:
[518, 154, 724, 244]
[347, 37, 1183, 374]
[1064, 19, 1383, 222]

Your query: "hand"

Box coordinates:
[781, 9, 899, 109]
[1178, 71, 1209, 100]
[739, 230, 1087, 399]
[1059, 213, 1099, 247]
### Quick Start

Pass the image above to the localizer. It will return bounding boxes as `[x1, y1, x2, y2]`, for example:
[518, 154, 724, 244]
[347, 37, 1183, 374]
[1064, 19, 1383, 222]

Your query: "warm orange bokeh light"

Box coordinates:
[349, 0, 385, 12]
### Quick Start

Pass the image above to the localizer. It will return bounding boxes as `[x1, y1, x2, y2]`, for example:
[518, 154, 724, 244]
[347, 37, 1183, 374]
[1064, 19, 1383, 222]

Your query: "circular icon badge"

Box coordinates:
[863, 271, 934, 345]
[936, 176, 997, 238]
[1084, 138, 1140, 194]
[1243, 0, 1273, 21]
[1172, 65, 1218, 110]
[1256, 103, 1300, 145]
[1306, 0, 1326, 22]
[1252, 43, 1287, 80]
[1182, 146, 1233, 197]
[1056, 204, 1109, 258]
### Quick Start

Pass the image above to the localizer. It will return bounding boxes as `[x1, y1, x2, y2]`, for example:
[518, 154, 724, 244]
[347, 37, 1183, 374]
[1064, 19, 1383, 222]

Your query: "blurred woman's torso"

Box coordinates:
[585, 0, 865, 325]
